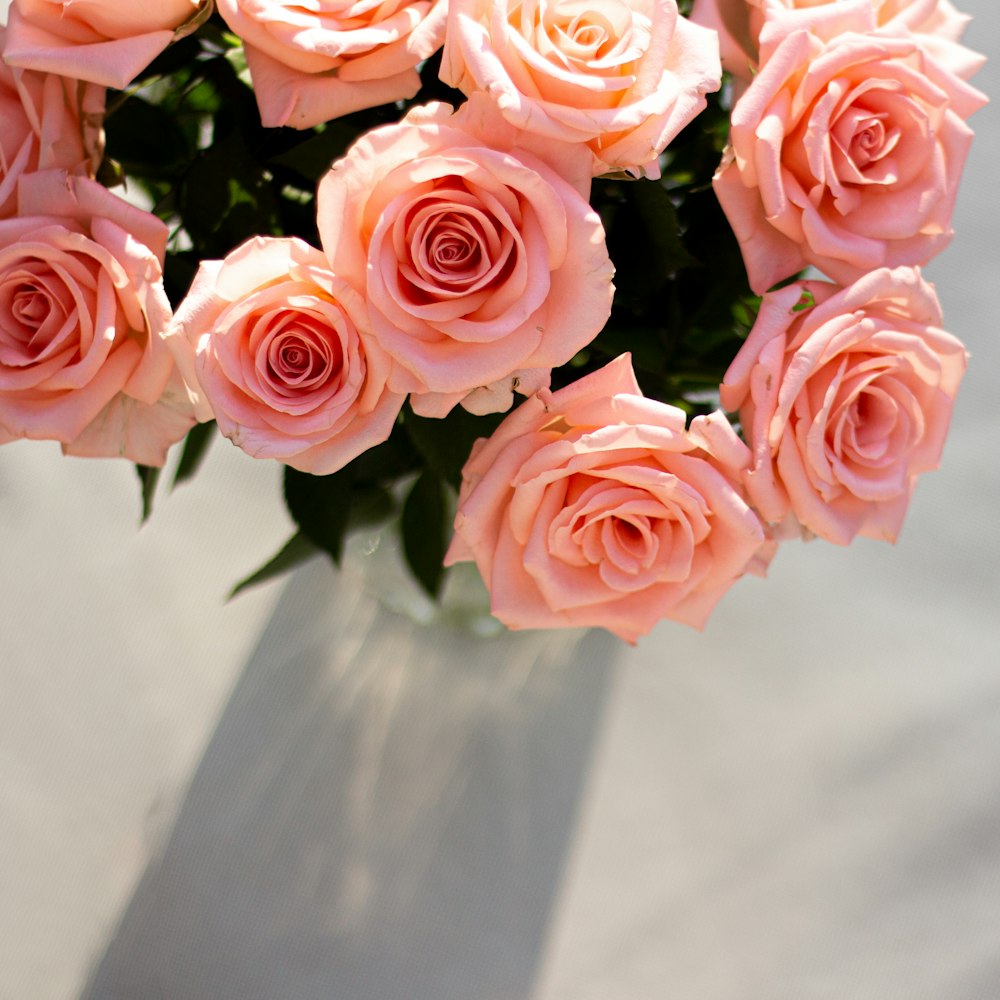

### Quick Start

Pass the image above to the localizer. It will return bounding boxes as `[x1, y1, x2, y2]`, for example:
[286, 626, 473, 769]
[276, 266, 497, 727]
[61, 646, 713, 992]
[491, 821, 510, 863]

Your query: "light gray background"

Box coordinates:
[2, 3, 998, 998]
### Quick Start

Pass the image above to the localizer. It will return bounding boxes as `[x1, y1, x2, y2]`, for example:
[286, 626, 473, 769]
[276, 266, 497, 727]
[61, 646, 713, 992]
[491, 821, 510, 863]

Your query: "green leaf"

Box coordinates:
[178, 143, 232, 242]
[401, 470, 450, 598]
[268, 123, 362, 181]
[178, 130, 279, 253]
[602, 178, 697, 301]
[135, 464, 161, 522]
[403, 406, 503, 489]
[348, 431, 421, 485]
[180, 76, 224, 117]
[792, 288, 816, 313]
[95, 156, 125, 190]
[346, 484, 398, 530]
[591, 322, 670, 376]
[172, 420, 216, 489]
[283, 465, 354, 565]
[104, 95, 192, 176]
[162, 251, 201, 309]
[630, 179, 698, 275]
[228, 531, 319, 599]
[132, 32, 203, 82]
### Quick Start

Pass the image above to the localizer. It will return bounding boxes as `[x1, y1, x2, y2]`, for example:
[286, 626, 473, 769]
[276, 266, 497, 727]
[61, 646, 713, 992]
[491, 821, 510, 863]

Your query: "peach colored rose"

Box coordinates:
[688, 0, 760, 82]
[214, 0, 447, 129]
[440, 0, 722, 178]
[445, 354, 768, 641]
[713, 6, 987, 293]
[174, 236, 405, 475]
[691, 0, 983, 84]
[0, 26, 105, 219]
[0, 171, 198, 465]
[317, 96, 615, 418]
[3, 0, 210, 89]
[719, 268, 967, 545]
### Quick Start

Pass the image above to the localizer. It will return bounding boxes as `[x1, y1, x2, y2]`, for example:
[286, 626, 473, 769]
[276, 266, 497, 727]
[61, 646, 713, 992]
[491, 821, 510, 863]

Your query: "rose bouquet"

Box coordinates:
[0, 0, 986, 642]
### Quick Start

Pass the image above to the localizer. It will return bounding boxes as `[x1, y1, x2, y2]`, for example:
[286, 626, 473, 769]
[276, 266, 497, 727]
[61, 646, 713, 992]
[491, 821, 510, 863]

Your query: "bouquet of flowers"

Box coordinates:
[0, 0, 986, 642]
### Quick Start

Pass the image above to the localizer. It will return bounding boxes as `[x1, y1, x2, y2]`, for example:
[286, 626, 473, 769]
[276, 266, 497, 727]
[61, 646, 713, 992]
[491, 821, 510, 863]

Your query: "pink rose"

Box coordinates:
[214, 0, 447, 129]
[688, 0, 759, 82]
[440, 0, 722, 178]
[0, 171, 198, 466]
[3, 0, 210, 89]
[713, 7, 987, 293]
[719, 268, 967, 545]
[0, 26, 105, 219]
[317, 96, 615, 418]
[173, 236, 405, 474]
[445, 355, 768, 642]
[692, 0, 982, 81]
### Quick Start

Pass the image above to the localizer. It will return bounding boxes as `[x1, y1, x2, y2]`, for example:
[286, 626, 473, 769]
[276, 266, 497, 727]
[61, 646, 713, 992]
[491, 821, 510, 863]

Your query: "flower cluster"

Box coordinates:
[0, 0, 985, 642]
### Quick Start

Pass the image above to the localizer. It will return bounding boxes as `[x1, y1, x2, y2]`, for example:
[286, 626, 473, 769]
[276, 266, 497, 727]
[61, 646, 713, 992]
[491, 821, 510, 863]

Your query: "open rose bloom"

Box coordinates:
[712, 2, 987, 293]
[0, 26, 105, 220]
[447, 355, 769, 642]
[317, 96, 615, 418]
[174, 236, 405, 475]
[441, 0, 722, 178]
[215, 0, 448, 129]
[0, 171, 198, 465]
[3, 0, 212, 89]
[720, 268, 967, 545]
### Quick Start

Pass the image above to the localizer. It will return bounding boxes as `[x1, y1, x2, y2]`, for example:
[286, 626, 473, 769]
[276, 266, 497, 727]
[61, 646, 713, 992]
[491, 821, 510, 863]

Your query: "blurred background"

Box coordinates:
[2, 2, 998, 998]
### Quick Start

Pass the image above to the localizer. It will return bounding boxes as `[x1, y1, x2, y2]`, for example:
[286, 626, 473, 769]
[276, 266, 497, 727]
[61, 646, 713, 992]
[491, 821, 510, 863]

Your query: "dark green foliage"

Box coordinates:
[403, 405, 504, 490]
[118, 13, 759, 599]
[283, 465, 355, 566]
[280, 429, 420, 569]
[135, 464, 161, 523]
[103, 95, 192, 178]
[579, 90, 758, 415]
[401, 470, 450, 598]
[228, 531, 319, 598]
[172, 421, 217, 489]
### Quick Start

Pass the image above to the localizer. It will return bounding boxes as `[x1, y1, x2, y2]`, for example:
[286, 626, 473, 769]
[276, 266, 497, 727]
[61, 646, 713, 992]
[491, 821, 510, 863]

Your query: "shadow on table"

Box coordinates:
[80, 559, 618, 1000]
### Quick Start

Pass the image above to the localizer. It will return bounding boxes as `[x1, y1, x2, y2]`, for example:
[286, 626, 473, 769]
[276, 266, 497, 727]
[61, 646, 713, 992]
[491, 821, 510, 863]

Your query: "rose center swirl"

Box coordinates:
[260, 312, 342, 397]
[12, 285, 50, 327]
[0, 263, 81, 367]
[396, 189, 516, 300]
[548, 475, 683, 582]
[518, 0, 649, 76]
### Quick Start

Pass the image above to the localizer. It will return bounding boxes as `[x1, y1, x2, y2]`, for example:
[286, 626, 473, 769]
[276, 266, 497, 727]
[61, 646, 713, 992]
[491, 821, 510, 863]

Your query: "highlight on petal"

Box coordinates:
[441, 0, 722, 177]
